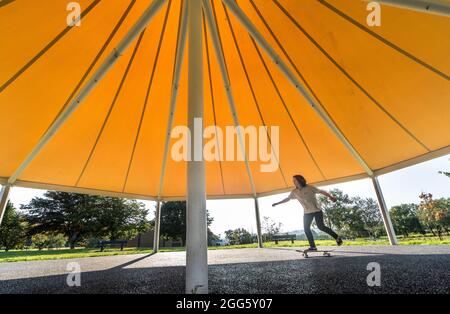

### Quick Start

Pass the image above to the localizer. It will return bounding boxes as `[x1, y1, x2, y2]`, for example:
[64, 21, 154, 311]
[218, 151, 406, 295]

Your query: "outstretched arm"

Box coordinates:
[318, 189, 337, 202]
[272, 196, 291, 207]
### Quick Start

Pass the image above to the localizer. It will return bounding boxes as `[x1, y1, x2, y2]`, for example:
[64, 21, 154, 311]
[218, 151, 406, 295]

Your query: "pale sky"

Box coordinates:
[8, 154, 450, 239]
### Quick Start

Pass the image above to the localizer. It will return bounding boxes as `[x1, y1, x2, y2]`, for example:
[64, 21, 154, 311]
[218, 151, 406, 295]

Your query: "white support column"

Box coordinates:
[153, 201, 161, 252]
[186, 0, 208, 294]
[0, 185, 11, 226]
[254, 197, 263, 248]
[371, 177, 397, 245]
[373, 0, 450, 17]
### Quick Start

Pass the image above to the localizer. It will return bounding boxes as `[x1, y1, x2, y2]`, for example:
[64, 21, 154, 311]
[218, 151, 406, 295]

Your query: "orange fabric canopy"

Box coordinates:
[1, 0, 449, 200]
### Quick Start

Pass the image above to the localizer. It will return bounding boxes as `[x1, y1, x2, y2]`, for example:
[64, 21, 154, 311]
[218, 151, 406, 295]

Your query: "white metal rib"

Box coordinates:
[203, 0, 257, 196]
[373, 0, 450, 17]
[157, 0, 189, 200]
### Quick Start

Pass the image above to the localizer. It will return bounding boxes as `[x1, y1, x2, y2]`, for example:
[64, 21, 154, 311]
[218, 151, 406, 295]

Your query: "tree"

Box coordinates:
[46, 233, 67, 249]
[31, 234, 49, 251]
[438, 159, 449, 178]
[390, 204, 423, 237]
[319, 189, 353, 235]
[354, 197, 384, 238]
[0, 201, 27, 251]
[435, 197, 450, 235]
[418, 193, 449, 239]
[319, 189, 385, 238]
[224, 228, 253, 245]
[159, 201, 214, 246]
[160, 201, 186, 245]
[439, 170, 450, 178]
[261, 216, 282, 242]
[207, 229, 220, 246]
[93, 197, 149, 240]
[23, 191, 101, 249]
[23, 191, 151, 249]
[319, 189, 365, 237]
[30, 233, 67, 250]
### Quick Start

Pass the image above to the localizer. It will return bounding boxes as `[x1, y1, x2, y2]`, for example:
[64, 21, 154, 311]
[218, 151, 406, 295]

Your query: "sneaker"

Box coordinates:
[306, 247, 317, 251]
[336, 237, 343, 246]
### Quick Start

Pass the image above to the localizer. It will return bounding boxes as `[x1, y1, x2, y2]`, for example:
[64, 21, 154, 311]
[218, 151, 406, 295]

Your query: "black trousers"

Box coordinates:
[304, 211, 339, 248]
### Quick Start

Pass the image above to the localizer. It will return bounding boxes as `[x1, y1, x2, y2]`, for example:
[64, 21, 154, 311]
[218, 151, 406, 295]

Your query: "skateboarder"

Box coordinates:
[272, 175, 343, 251]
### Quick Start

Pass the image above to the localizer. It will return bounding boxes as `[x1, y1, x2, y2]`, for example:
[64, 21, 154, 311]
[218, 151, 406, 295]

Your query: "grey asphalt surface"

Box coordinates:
[0, 245, 449, 294]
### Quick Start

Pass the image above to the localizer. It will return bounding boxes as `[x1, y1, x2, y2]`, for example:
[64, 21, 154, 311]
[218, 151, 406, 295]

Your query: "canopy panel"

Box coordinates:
[1, 0, 449, 200]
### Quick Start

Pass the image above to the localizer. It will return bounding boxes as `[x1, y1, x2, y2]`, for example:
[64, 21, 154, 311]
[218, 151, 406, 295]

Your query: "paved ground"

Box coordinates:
[0, 246, 449, 294]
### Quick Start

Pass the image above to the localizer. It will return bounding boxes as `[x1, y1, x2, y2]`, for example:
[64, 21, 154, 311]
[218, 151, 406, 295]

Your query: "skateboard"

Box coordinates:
[296, 249, 333, 258]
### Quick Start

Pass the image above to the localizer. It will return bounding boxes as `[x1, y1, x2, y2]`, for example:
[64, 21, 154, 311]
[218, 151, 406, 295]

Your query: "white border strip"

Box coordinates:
[2, 146, 447, 200]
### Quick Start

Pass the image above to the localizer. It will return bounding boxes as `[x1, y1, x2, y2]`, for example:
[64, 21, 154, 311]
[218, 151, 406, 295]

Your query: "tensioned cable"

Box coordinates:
[318, 0, 449, 80]
[75, 30, 146, 187]
[122, 0, 173, 193]
[203, 13, 227, 195]
[0, 0, 101, 93]
[272, 0, 430, 151]
[250, 37, 327, 181]
[222, 3, 289, 188]
[243, 0, 370, 171]
[45, 0, 137, 135]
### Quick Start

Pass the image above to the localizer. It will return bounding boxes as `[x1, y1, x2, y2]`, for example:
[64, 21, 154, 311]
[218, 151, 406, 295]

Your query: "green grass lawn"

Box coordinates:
[1, 235, 448, 263]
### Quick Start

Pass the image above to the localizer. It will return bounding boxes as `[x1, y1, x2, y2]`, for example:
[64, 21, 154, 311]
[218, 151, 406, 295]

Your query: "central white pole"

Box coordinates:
[0, 185, 11, 226]
[186, 0, 207, 294]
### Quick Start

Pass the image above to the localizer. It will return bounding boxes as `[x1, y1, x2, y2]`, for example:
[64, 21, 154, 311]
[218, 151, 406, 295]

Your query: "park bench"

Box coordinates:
[98, 240, 127, 252]
[273, 234, 296, 244]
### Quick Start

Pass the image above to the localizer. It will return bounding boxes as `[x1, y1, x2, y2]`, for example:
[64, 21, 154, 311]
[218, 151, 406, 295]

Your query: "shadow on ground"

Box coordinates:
[1, 252, 449, 294]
